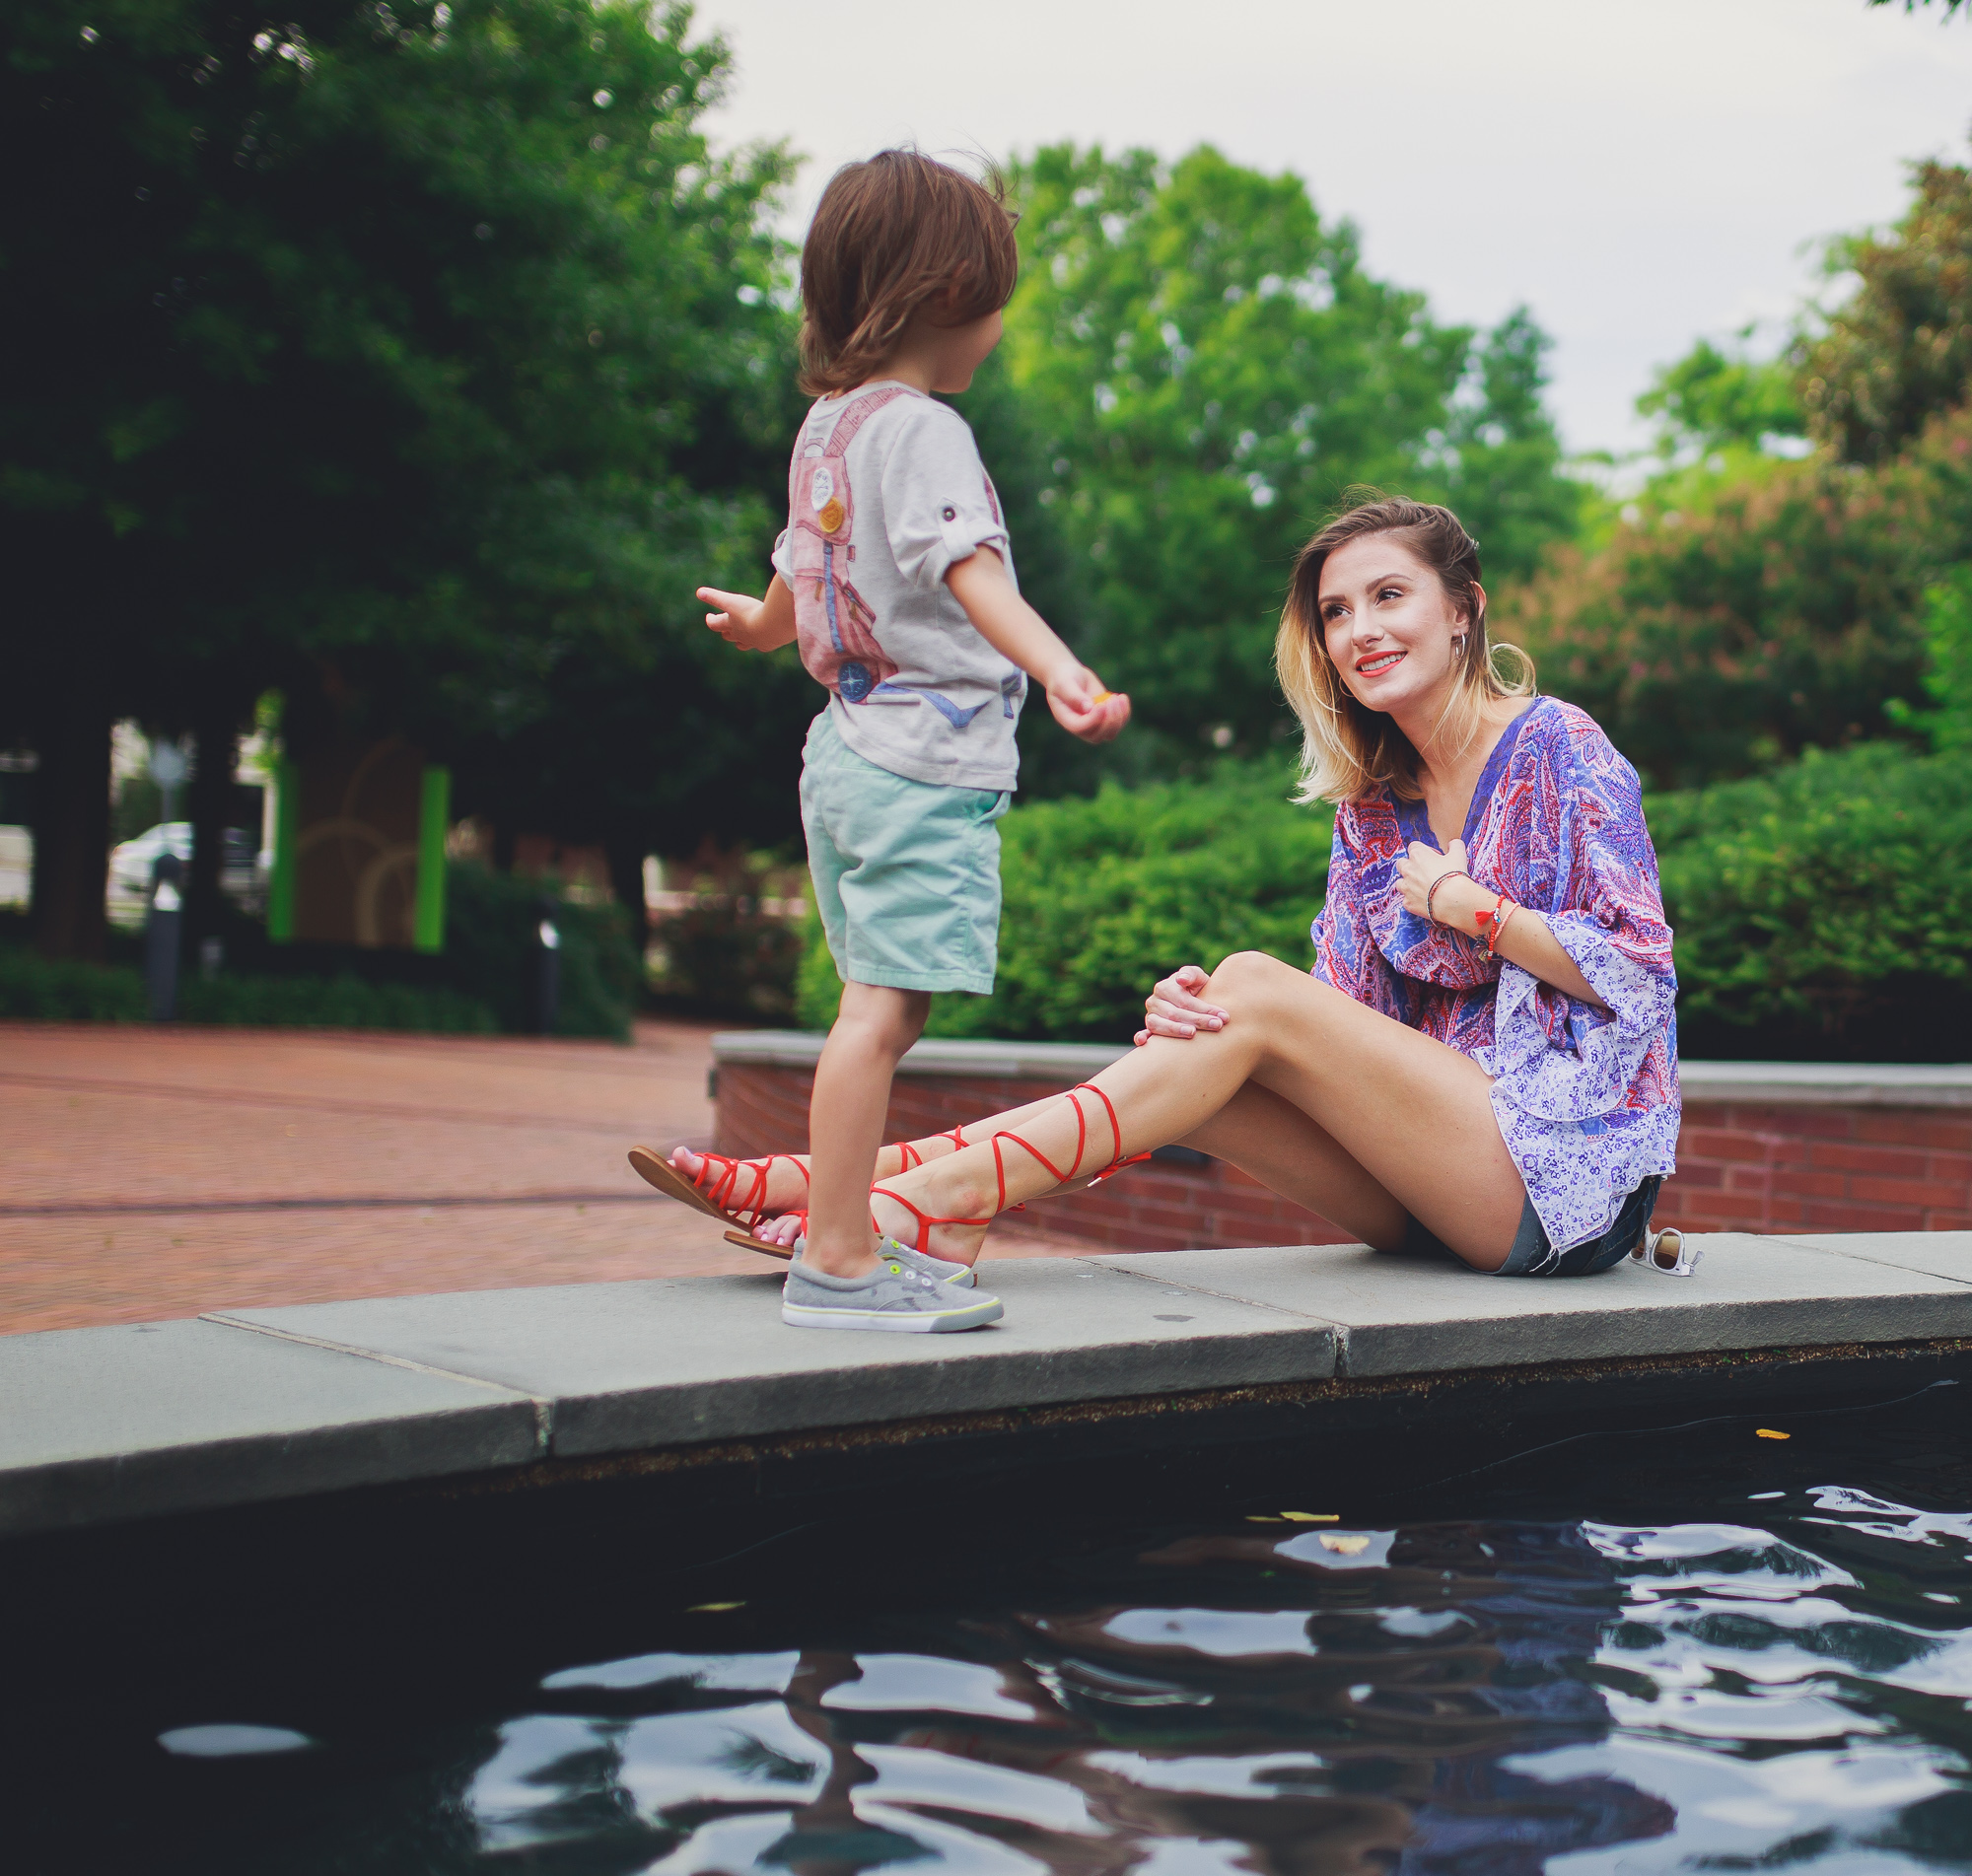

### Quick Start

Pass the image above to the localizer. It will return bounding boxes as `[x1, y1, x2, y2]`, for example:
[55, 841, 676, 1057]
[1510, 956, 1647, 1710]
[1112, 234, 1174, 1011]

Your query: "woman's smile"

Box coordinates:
[1357, 650, 1406, 676]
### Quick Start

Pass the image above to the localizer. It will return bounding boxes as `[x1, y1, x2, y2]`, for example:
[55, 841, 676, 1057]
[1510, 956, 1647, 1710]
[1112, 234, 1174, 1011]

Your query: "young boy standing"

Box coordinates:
[693, 151, 1128, 1333]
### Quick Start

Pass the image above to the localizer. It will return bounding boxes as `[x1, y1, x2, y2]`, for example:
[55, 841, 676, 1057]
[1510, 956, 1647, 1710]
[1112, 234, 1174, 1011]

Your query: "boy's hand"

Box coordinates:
[699, 577, 798, 654]
[1046, 661, 1132, 744]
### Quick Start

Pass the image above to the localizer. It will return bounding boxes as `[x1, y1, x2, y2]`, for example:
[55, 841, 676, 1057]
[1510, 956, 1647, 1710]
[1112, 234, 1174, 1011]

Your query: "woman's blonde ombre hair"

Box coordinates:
[1275, 496, 1536, 804]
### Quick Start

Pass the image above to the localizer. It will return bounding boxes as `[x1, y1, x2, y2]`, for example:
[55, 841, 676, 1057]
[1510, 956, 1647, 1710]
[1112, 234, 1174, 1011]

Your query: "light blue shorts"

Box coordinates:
[800, 713, 1010, 996]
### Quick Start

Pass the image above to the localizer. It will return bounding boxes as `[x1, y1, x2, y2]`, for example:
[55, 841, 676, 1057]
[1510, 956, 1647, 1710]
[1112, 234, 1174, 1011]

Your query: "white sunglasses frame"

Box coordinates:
[1632, 1225, 1701, 1278]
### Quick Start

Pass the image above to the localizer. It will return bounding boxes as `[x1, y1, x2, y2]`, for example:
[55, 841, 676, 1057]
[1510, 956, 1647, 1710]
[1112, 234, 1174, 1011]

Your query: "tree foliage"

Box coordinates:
[1803, 157, 1972, 465]
[1638, 335, 1805, 457]
[3, 0, 803, 952]
[996, 144, 1582, 761]
[1504, 450, 1935, 789]
[1505, 146, 1972, 790]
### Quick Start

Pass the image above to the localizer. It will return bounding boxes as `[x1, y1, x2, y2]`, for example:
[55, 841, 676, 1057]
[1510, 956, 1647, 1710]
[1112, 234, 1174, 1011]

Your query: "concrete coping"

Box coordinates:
[6, 1230, 1972, 1539]
[712, 1030, 1972, 1106]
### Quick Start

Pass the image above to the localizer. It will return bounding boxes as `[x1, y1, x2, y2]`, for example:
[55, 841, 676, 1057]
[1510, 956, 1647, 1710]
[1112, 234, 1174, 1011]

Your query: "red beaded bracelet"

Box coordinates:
[1475, 893, 1519, 955]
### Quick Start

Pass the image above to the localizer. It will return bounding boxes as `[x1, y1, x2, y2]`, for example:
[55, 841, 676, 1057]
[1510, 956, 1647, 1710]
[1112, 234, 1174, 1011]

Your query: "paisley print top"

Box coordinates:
[1310, 696, 1680, 1250]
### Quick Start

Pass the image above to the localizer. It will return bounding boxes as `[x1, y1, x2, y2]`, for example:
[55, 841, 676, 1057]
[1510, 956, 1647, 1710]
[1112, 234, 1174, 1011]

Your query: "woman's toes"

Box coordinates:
[669, 1146, 702, 1179]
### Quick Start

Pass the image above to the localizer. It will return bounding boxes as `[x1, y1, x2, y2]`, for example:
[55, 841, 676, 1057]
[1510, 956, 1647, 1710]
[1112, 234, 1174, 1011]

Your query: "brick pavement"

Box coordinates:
[0, 1020, 1082, 1336]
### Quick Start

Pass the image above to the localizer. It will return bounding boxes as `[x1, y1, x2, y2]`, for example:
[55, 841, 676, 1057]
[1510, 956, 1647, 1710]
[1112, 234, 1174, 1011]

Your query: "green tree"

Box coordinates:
[1438, 308, 1586, 586]
[1638, 334, 1806, 457]
[1803, 156, 1972, 464]
[997, 144, 1580, 760]
[1505, 455, 1932, 789]
[3, 0, 798, 957]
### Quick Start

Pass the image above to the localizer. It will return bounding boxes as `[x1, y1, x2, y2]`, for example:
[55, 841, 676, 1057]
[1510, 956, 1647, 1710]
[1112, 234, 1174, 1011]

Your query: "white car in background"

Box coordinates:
[109, 823, 267, 901]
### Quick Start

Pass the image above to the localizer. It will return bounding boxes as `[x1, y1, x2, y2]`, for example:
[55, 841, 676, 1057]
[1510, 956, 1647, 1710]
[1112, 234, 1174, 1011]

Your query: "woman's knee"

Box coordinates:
[1204, 949, 1319, 1013]
[1203, 949, 1278, 1003]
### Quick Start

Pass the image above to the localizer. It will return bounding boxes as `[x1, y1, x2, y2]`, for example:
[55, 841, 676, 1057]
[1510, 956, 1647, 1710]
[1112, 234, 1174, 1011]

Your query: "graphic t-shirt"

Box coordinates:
[772, 382, 1025, 791]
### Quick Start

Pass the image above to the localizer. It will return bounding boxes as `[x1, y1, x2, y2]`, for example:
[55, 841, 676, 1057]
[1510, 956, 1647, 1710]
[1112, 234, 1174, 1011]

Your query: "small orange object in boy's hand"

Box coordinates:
[1050, 682, 1131, 745]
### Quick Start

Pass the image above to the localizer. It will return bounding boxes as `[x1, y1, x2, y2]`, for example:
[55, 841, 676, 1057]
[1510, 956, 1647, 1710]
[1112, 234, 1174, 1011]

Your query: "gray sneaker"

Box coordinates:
[791, 1235, 976, 1288]
[782, 1249, 1004, 1333]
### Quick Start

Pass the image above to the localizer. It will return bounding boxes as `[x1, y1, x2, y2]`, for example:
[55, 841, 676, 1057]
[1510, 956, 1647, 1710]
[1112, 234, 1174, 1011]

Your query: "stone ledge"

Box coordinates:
[3, 1231, 1969, 1538]
[0, 1318, 544, 1537]
[714, 1030, 1130, 1081]
[713, 1031, 1972, 1107]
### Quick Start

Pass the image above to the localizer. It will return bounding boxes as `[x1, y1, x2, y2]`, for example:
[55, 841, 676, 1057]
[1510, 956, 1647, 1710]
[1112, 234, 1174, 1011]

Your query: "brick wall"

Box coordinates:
[1656, 1100, 1972, 1235]
[716, 1061, 1972, 1250]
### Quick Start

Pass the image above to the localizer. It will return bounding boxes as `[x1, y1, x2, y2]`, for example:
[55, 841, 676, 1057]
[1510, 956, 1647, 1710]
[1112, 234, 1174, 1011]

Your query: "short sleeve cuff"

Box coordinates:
[928, 511, 1010, 589]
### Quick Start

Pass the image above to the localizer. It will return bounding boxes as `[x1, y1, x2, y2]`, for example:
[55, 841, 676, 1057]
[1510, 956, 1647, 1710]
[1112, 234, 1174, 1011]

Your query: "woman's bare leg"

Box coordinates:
[670, 1091, 1092, 1244]
[870, 951, 1523, 1271]
[1175, 1081, 1411, 1252]
[691, 1067, 1413, 1255]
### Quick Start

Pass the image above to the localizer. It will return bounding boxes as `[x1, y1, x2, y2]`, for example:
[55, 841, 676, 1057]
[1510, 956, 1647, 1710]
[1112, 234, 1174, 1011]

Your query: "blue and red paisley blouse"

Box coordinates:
[1310, 696, 1680, 1250]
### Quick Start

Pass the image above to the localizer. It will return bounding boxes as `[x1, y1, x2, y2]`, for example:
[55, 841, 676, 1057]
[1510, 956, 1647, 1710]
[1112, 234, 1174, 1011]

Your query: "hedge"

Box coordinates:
[0, 860, 637, 1038]
[797, 743, 1972, 1062]
[0, 947, 498, 1031]
[1653, 742, 1972, 1061]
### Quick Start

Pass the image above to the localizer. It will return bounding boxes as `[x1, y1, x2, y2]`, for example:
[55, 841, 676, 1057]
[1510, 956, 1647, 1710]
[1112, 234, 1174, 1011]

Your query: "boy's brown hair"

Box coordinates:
[798, 150, 1019, 396]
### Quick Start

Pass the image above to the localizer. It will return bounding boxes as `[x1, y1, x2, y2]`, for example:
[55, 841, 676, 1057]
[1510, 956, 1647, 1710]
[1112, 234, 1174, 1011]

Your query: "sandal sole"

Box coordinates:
[725, 1227, 796, 1263]
[627, 1146, 747, 1223]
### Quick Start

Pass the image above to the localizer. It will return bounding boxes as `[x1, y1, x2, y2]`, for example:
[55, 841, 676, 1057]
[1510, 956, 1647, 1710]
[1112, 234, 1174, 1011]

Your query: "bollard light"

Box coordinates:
[533, 899, 561, 1036]
[146, 853, 184, 1021]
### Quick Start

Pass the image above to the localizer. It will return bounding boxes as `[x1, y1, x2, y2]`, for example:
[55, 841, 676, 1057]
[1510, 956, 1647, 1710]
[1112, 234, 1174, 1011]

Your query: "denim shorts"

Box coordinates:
[1400, 1176, 1662, 1279]
[800, 712, 1010, 997]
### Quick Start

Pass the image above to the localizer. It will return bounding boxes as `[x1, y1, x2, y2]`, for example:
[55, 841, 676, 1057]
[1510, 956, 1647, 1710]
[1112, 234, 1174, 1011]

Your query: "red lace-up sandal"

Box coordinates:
[868, 1083, 1152, 1257]
[712, 1135, 953, 1255]
[627, 1146, 810, 1231]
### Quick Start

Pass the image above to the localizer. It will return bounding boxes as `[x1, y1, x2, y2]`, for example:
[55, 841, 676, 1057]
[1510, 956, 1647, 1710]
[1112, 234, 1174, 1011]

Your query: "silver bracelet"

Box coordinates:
[1425, 869, 1471, 924]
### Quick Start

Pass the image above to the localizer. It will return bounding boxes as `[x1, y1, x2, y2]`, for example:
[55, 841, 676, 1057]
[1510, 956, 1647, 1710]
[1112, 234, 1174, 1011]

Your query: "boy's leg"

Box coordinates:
[804, 981, 932, 1277]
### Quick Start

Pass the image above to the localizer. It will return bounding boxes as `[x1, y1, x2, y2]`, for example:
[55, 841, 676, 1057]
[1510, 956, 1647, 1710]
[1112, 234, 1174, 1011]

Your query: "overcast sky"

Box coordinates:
[695, 0, 1972, 458]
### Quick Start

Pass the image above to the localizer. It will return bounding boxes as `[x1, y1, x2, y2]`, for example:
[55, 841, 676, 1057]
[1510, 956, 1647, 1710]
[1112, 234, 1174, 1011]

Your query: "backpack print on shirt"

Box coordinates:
[787, 386, 988, 730]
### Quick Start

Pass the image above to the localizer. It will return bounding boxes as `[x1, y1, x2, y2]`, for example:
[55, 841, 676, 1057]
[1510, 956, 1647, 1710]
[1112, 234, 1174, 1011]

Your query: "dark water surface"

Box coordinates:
[25, 1384, 1972, 1872]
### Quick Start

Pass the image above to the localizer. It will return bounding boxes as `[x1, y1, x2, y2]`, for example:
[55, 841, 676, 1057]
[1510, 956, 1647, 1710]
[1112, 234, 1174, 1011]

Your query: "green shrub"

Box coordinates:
[0, 948, 148, 1020]
[1653, 742, 1972, 1060]
[797, 763, 1335, 1041]
[175, 972, 498, 1032]
[0, 944, 496, 1031]
[442, 862, 639, 1041]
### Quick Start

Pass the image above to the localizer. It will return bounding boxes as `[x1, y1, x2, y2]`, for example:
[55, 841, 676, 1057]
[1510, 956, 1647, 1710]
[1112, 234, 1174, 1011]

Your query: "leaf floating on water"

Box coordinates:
[1279, 1512, 1338, 1523]
[688, 1601, 746, 1612]
[1320, 1534, 1372, 1555]
[1245, 1515, 1284, 1523]
[1756, 1428, 1790, 1440]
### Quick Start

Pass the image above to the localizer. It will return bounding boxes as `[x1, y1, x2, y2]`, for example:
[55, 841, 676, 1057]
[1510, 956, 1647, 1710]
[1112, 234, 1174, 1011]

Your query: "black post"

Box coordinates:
[534, 896, 561, 1036]
[146, 853, 183, 1020]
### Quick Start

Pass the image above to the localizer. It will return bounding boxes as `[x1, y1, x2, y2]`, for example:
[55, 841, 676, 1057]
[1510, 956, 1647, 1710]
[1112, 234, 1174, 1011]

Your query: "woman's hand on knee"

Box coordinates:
[1134, 964, 1230, 1046]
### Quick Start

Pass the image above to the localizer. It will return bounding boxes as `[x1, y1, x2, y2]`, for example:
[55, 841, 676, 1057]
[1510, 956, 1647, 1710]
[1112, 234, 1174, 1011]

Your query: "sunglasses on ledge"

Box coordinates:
[1634, 1226, 1701, 1278]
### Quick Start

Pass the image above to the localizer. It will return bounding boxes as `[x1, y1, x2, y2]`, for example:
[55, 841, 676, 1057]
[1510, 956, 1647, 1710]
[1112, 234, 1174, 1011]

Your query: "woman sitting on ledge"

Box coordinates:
[664, 496, 1681, 1278]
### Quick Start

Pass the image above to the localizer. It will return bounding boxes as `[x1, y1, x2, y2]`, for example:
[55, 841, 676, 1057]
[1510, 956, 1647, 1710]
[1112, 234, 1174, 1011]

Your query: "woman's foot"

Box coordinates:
[742, 1153, 997, 1264]
[718, 1129, 983, 1249]
[866, 1159, 996, 1268]
[668, 1146, 810, 1223]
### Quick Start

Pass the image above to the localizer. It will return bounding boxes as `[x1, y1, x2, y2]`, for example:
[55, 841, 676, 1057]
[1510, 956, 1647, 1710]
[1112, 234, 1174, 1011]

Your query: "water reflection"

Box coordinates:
[457, 1522, 1687, 1871]
[132, 1419, 1972, 1872]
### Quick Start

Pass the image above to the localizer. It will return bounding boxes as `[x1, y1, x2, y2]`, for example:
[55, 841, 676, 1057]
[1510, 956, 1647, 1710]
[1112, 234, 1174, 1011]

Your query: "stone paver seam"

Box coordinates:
[1768, 1232, 1972, 1284]
[1078, 1254, 1354, 1365]
[199, 1312, 555, 1455]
